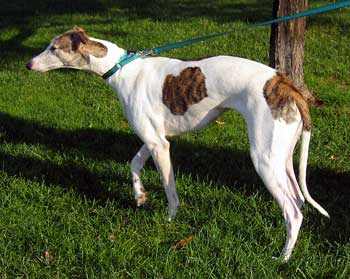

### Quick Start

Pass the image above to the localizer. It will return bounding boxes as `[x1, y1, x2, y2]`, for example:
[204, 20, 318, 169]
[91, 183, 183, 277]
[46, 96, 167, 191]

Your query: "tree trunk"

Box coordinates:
[269, 0, 308, 88]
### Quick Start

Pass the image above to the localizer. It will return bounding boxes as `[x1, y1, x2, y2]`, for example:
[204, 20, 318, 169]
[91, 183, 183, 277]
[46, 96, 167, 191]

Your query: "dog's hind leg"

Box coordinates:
[251, 147, 303, 262]
[131, 144, 151, 206]
[286, 124, 305, 208]
[286, 156, 305, 209]
[246, 110, 304, 261]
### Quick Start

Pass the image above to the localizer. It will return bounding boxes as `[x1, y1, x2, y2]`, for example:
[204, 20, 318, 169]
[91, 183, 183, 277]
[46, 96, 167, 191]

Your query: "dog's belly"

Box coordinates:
[164, 103, 226, 136]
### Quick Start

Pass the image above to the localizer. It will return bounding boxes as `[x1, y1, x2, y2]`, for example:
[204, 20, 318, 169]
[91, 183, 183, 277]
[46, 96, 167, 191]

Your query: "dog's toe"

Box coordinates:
[136, 192, 148, 207]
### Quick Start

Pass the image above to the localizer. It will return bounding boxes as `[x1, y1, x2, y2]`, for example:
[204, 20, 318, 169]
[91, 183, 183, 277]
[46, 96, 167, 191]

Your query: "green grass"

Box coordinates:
[0, 0, 349, 277]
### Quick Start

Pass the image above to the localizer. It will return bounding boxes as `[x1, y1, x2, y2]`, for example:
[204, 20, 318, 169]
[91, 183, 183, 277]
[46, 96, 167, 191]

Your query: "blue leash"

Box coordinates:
[103, 0, 350, 80]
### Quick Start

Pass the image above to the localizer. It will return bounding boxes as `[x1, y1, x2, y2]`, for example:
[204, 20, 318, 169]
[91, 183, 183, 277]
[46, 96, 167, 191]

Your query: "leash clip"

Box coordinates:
[138, 48, 156, 57]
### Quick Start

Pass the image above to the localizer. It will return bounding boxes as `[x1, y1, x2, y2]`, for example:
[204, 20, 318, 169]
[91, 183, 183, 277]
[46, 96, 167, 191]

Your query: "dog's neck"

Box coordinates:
[87, 38, 126, 77]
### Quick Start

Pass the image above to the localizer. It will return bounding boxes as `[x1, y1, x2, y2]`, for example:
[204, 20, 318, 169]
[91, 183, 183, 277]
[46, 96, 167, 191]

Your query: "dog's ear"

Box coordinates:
[79, 40, 108, 58]
[73, 26, 86, 33]
[69, 30, 107, 58]
[70, 31, 89, 51]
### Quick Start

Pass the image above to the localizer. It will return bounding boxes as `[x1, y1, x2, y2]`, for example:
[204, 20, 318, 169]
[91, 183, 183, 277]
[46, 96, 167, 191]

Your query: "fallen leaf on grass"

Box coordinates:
[215, 120, 225, 125]
[171, 235, 194, 250]
[330, 155, 337, 161]
[42, 250, 54, 264]
[108, 233, 116, 241]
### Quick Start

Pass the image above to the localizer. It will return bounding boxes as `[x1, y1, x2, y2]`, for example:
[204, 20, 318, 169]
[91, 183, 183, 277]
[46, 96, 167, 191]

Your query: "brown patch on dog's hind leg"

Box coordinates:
[263, 73, 313, 131]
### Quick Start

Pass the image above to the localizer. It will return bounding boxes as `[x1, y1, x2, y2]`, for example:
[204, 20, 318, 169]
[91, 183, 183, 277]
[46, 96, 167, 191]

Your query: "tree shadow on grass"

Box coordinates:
[0, 112, 349, 244]
[0, 0, 108, 56]
[0, 0, 274, 59]
[1, 0, 273, 23]
[307, 16, 350, 39]
[2, 0, 348, 61]
[112, 0, 273, 23]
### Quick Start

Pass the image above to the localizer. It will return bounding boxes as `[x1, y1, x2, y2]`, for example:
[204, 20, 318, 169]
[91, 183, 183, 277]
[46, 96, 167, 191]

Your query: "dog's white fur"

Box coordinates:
[27, 29, 329, 261]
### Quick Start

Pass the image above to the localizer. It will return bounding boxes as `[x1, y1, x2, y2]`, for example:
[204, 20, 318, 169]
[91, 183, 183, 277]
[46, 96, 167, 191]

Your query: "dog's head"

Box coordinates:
[26, 27, 108, 72]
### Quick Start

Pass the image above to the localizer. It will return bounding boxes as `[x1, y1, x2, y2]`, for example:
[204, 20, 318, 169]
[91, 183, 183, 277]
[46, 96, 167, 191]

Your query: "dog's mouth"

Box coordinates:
[25, 61, 54, 73]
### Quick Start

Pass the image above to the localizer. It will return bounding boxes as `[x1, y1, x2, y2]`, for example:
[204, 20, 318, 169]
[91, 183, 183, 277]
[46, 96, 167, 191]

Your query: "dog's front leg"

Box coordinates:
[131, 144, 150, 206]
[147, 140, 179, 221]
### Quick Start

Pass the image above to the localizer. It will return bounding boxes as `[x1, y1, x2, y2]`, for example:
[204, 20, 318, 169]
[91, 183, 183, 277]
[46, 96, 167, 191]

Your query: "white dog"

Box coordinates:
[27, 27, 329, 261]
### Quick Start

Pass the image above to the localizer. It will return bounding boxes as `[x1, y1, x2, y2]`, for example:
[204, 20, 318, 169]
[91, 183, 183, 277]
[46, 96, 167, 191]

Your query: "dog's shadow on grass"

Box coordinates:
[0, 112, 349, 244]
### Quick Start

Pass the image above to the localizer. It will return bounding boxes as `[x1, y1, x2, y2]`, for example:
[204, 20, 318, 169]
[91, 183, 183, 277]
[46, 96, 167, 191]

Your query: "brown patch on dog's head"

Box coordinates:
[53, 27, 107, 58]
[162, 67, 208, 115]
[264, 73, 312, 130]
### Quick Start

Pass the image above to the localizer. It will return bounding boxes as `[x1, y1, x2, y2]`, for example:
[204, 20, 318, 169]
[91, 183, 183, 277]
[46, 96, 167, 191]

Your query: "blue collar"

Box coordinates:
[102, 50, 141, 80]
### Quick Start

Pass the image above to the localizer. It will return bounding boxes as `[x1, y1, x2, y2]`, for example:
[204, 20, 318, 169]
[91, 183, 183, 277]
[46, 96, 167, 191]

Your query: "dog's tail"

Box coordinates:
[297, 115, 330, 218]
[289, 80, 330, 217]
[291, 85, 330, 217]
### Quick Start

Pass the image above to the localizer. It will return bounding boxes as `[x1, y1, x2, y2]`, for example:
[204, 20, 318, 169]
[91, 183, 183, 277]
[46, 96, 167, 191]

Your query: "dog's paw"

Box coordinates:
[167, 205, 179, 222]
[136, 192, 148, 207]
[272, 255, 290, 263]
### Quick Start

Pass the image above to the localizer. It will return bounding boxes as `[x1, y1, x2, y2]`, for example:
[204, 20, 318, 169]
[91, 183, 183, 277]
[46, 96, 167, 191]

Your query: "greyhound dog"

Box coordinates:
[26, 27, 329, 261]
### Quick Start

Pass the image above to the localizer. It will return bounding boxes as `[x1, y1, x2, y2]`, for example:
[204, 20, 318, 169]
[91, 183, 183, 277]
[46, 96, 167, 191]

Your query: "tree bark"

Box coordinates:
[269, 0, 308, 88]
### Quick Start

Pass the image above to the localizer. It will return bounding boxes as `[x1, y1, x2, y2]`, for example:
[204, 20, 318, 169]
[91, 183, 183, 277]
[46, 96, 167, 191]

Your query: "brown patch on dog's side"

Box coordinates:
[54, 27, 107, 58]
[162, 67, 208, 115]
[264, 73, 312, 131]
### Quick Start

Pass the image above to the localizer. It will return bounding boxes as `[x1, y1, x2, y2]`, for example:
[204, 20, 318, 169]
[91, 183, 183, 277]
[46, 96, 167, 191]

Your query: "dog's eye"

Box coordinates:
[50, 46, 57, 51]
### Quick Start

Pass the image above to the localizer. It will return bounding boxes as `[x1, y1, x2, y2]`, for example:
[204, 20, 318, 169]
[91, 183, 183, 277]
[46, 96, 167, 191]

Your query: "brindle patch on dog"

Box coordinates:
[264, 73, 312, 130]
[162, 67, 208, 115]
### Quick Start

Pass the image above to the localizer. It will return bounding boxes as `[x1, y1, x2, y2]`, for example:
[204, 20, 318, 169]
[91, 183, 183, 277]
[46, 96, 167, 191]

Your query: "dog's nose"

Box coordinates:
[26, 62, 32, 70]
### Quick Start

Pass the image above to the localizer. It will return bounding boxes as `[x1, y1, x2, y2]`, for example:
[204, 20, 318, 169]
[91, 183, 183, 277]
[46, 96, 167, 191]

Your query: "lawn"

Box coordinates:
[0, 0, 349, 277]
